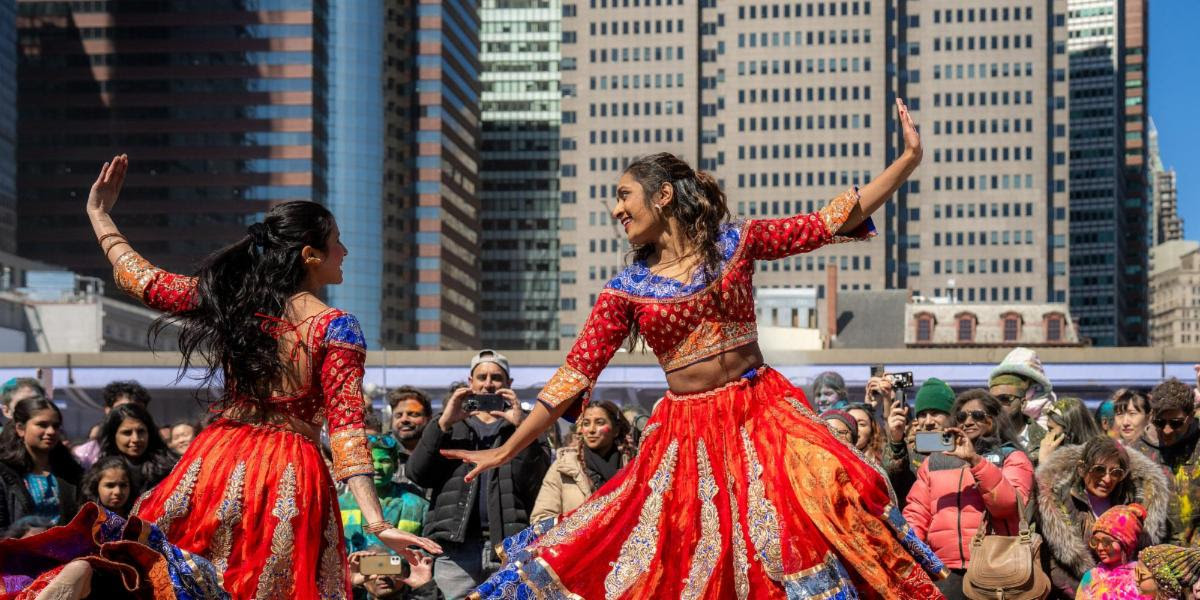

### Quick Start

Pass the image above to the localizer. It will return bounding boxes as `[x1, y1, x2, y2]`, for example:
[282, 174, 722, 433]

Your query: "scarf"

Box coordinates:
[583, 444, 622, 491]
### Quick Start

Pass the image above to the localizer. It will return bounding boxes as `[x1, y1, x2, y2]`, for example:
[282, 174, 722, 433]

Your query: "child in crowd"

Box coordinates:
[1076, 503, 1149, 599]
[1136, 545, 1200, 599]
[79, 456, 137, 517]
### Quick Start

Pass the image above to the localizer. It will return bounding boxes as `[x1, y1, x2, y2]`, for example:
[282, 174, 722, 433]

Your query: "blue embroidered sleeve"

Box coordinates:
[325, 313, 367, 353]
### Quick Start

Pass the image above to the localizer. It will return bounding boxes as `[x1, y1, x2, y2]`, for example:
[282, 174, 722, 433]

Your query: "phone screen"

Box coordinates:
[914, 431, 955, 454]
[468, 393, 508, 413]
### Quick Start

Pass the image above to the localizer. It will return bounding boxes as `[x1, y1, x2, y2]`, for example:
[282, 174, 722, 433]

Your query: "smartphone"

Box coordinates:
[360, 554, 410, 577]
[886, 371, 915, 390]
[465, 393, 508, 413]
[870, 364, 886, 378]
[914, 431, 956, 454]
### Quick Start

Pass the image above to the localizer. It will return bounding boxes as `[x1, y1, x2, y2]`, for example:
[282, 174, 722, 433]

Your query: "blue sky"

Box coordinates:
[1149, 1, 1200, 240]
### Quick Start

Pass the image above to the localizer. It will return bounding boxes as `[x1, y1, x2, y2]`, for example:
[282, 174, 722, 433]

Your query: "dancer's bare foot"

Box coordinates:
[35, 560, 92, 600]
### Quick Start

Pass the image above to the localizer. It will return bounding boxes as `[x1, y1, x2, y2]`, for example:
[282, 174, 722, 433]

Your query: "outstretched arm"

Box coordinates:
[87, 155, 135, 266]
[840, 98, 922, 233]
[86, 155, 198, 312]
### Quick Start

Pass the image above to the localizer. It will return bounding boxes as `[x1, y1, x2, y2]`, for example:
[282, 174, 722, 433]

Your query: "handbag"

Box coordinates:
[962, 491, 1050, 600]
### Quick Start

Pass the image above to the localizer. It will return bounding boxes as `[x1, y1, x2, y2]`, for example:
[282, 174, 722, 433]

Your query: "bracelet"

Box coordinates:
[97, 232, 126, 247]
[364, 521, 392, 535]
[102, 238, 130, 256]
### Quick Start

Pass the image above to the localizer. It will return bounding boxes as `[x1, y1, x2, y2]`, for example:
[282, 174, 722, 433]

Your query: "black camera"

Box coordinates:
[464, 393, 508, 413]
[886, 371, 914, 390]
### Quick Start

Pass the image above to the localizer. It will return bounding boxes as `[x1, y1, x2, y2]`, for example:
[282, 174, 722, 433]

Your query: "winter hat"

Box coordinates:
[1139, 545, 1200, 598]
[1090, 503, 1147, 556]
[914, 378, 955, 416]
[989, 347, 1053, 395]
[820, 409, 859, 445]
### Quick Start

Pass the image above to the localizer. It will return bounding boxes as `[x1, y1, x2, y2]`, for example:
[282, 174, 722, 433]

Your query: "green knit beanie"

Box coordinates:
[914, 378, 955, 415]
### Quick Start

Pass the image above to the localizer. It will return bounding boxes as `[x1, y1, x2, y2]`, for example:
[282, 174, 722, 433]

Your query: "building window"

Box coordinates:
[1002, 313, 1021, 342]
[1045, 314, 1064, 342]
[915, 313, 934, 343]
[956, 313, 976, 343]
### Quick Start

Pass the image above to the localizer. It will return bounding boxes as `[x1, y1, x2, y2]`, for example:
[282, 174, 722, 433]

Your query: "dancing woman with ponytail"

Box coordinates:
[1, 155, 440, 600]
[449, 100, 947, 599]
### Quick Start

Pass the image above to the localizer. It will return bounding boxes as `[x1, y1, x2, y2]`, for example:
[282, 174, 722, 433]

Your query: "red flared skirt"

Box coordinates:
[474, 367, 947, 599]
[131, 418, 348, 599]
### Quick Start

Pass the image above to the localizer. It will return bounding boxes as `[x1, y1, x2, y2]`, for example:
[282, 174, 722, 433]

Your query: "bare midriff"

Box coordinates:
[664, 342, 764, 394]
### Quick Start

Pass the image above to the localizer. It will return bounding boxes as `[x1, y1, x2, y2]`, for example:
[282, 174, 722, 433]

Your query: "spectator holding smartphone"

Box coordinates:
[406, 350, 550, 599]
[885, 377, 954, 506]
[349, 546, 443, 600]
[903, 389, 1034, 599]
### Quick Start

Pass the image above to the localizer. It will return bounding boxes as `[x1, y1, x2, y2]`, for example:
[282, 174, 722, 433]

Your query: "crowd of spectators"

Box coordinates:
[6, 348, 1200, 599]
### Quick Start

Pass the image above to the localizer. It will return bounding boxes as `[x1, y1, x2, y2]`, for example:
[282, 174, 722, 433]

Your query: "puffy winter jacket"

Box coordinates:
[1036, 443, 1171, 598]
[902, 443, 1035, 569]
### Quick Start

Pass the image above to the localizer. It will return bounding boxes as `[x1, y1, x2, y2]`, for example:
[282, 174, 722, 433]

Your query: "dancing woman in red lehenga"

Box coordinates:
[450, 100, 947, 599]
[1, 156, 440, 600]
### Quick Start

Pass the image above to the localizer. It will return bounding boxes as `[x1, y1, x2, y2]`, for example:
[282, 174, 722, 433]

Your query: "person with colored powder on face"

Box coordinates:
[340, 435, 431, 554]
[1076, 503, 1152, 599]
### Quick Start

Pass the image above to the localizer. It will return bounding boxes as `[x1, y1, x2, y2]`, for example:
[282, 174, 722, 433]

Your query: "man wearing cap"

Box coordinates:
[988, 347, 1051, 463]
[884, 377, 954, 506]
[406, 350, 551, 600]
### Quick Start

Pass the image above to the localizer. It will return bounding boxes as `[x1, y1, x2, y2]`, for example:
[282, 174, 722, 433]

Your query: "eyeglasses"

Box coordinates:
[1088, 534, 1120, 550]
[1152, 416, 1188, 430]
[1086, 464, 1128, 481]
[994, 394, 1022, 406]
[367, 434, 398, 449]
[956, 410, 989, 423]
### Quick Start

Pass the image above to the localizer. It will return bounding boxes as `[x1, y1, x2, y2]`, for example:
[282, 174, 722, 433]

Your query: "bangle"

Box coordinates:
[364, 521, 392, 535]
[97, 232, 126, 246]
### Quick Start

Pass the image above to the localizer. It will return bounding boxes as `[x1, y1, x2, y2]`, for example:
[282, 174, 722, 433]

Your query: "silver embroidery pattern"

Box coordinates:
[728, 472, 751, 600]
[741, 427, 784, 580]
[681, 440, 721, 600]
[535, 476, 634, 550]
[604, 440, 680, 599]
[255, 464, 298, 600]
[157, 458, 202, 537]
[210, 461, 247, 576]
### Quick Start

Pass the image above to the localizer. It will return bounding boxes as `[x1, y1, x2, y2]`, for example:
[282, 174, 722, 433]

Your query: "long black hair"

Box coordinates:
[99, 402, 179, 489]
[0, 396, 83, 485]
[152, 201, 337, 408]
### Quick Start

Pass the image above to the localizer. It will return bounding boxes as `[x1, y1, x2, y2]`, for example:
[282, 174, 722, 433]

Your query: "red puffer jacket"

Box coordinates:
[901, 445, 1035, 569]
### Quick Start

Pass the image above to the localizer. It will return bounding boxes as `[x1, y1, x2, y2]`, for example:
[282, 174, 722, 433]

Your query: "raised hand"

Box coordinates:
[896, 98, 921, 161]
[87, 154, 128, 216]
[941, 427, 980, 466]
[440, 446, 513, 483]
[377, 527, 443, 556]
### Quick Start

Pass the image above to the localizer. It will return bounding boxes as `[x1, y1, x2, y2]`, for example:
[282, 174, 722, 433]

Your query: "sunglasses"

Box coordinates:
[367, 434, 398, 449]
[1087, 534, 1120, 550]
[994, 394, 1022, 406]
[1152, 416, 1188, 429]
[956, 409, 990, 423]
[1086, 464, 1127, 481]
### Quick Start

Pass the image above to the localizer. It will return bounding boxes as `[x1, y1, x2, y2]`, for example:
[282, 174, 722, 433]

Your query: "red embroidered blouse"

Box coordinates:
[112, 251, 374, 482]
[539, 187, 872, 414]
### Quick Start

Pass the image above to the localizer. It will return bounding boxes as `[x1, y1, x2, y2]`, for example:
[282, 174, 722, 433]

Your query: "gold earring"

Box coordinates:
[306, 257, 321, 265]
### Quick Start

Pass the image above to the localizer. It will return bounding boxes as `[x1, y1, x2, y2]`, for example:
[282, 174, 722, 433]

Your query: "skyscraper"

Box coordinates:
[315, 0, 387, 346]
[558, 0, 1071, 345]
[1148, 118, 1181, 245]
[1066, 0, 1151, 346]
[405, 0, 483, 350]
[479, 0, 562, 350]
[17, 1, 318, 280]
[0, 0, 16, 253]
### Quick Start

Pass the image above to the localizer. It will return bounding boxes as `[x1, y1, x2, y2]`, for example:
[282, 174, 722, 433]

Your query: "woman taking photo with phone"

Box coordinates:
[902, 389, 1035, 599]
